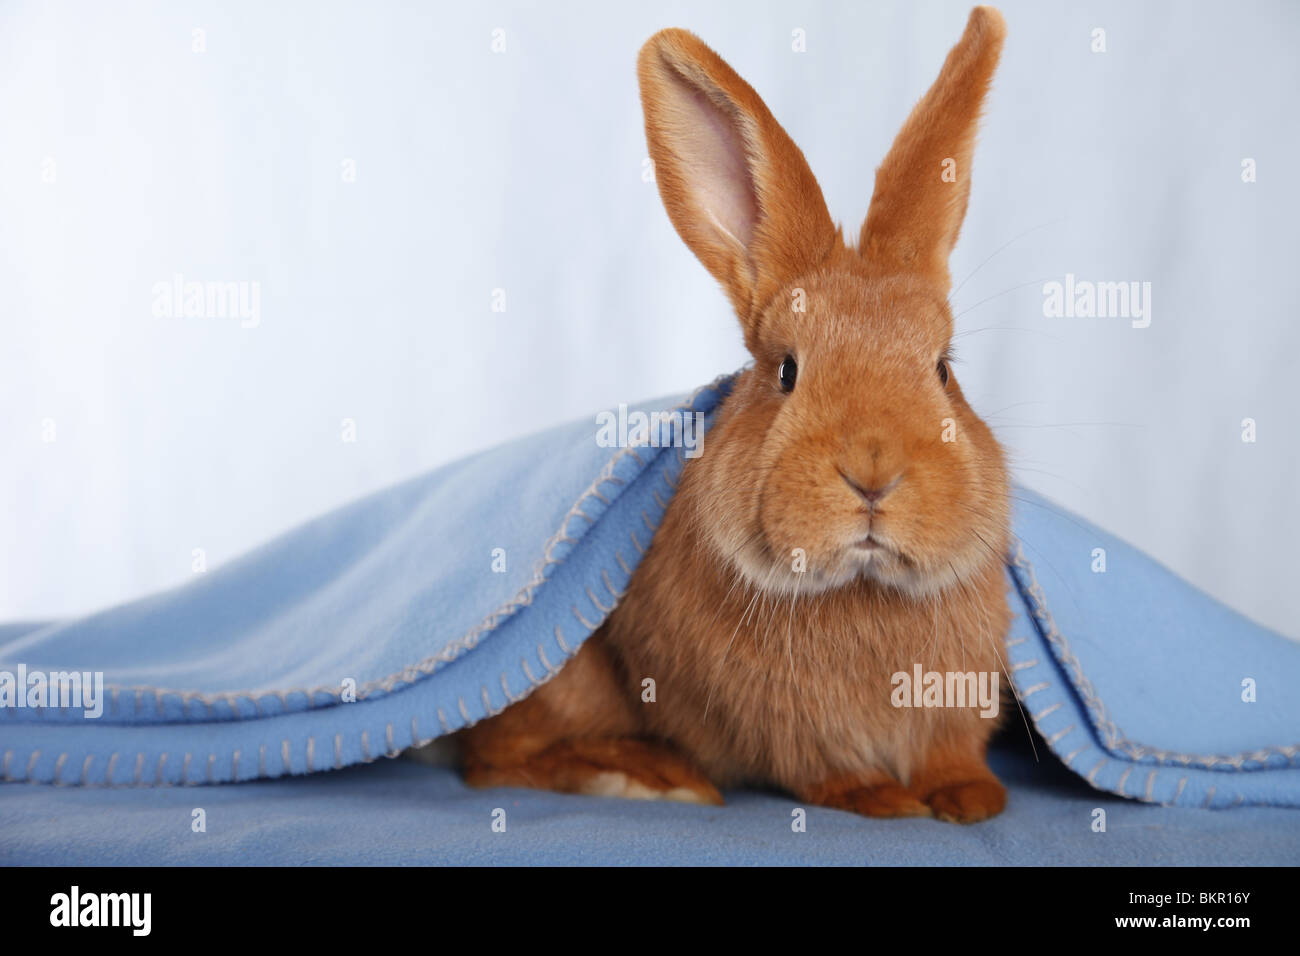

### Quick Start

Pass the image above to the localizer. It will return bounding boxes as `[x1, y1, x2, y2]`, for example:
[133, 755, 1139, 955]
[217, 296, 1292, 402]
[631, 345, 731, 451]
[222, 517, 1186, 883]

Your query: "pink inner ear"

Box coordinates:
[660, 68, 758, 251]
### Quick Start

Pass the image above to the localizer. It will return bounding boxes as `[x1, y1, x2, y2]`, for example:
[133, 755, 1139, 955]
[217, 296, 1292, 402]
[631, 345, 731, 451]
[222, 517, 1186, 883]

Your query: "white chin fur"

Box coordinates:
[722, 536, 969, 600]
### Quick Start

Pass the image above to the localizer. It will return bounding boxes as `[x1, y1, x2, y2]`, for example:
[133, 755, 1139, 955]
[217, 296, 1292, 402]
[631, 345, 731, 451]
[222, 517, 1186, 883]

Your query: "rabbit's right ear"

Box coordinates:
[638, 30, 838, 343]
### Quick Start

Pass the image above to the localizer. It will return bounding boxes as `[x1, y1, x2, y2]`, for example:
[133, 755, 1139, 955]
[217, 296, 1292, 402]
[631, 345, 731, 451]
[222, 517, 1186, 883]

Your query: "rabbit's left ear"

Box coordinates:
[859, 6, 1006, 291]
[638, 29, 838, 343]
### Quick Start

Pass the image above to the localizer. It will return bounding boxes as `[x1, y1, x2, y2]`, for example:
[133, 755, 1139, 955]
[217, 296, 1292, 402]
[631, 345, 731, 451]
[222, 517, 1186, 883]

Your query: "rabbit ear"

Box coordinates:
[638, 29, 838, 340]
[858, 6, 1006, 291]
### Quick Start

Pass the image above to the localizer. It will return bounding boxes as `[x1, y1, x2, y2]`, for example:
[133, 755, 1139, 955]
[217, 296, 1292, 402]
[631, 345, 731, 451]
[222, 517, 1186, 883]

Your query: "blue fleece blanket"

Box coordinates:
[3, 753, 1298, 866]
[2, 375, 1298, 830]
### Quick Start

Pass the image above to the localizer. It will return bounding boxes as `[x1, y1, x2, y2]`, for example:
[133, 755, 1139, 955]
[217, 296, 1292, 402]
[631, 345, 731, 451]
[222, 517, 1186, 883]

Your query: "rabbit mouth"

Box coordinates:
[851, 530, 909, 565]
[853, 534, 887, 552]
[847, 534, 931, 587]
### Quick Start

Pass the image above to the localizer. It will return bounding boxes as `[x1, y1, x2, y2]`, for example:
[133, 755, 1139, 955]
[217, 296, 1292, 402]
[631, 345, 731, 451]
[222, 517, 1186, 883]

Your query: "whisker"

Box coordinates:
[951, 324, 1061, 342]
[948, 561, 1040, 763]
[990, 420, 1145, 430]
[952, 276, 1055, 322]
[949, 218, 1064, 302]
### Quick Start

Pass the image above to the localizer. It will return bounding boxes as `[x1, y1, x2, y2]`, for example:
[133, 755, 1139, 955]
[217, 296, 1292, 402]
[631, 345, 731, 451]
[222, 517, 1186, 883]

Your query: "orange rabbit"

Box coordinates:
[461, 6, 1014, 822]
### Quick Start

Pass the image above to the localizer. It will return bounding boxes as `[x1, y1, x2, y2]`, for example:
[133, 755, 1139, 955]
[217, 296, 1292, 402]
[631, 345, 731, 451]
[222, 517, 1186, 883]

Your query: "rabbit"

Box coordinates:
[459, 6, 1013, 823]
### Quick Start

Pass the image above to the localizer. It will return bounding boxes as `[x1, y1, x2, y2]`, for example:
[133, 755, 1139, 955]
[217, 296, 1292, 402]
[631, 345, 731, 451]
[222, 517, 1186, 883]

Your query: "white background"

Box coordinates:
[2, 0, 1296, 639]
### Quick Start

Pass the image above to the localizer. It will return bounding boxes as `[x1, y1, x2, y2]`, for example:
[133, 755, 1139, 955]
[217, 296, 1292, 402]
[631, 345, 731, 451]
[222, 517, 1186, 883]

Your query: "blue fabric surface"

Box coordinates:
[2, 374, 1298, 867]
[0, 380, 730, 787]
[1004, 504, 1300, 809]
[2, 746, 1297, 866]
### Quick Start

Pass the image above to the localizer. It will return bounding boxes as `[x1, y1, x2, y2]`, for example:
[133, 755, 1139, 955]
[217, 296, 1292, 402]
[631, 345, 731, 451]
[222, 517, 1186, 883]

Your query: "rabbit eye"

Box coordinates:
[779, 355, 798, 392]
[937, 359, 950, 387]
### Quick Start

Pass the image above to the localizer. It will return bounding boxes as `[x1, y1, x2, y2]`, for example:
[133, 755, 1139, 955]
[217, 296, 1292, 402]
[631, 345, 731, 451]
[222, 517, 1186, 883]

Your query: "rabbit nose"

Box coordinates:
[840, 469, 902, 507]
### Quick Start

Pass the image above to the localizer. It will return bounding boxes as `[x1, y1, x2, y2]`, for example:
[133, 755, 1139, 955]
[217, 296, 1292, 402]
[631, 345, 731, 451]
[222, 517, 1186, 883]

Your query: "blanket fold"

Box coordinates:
[3, 375, 1297, 808]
